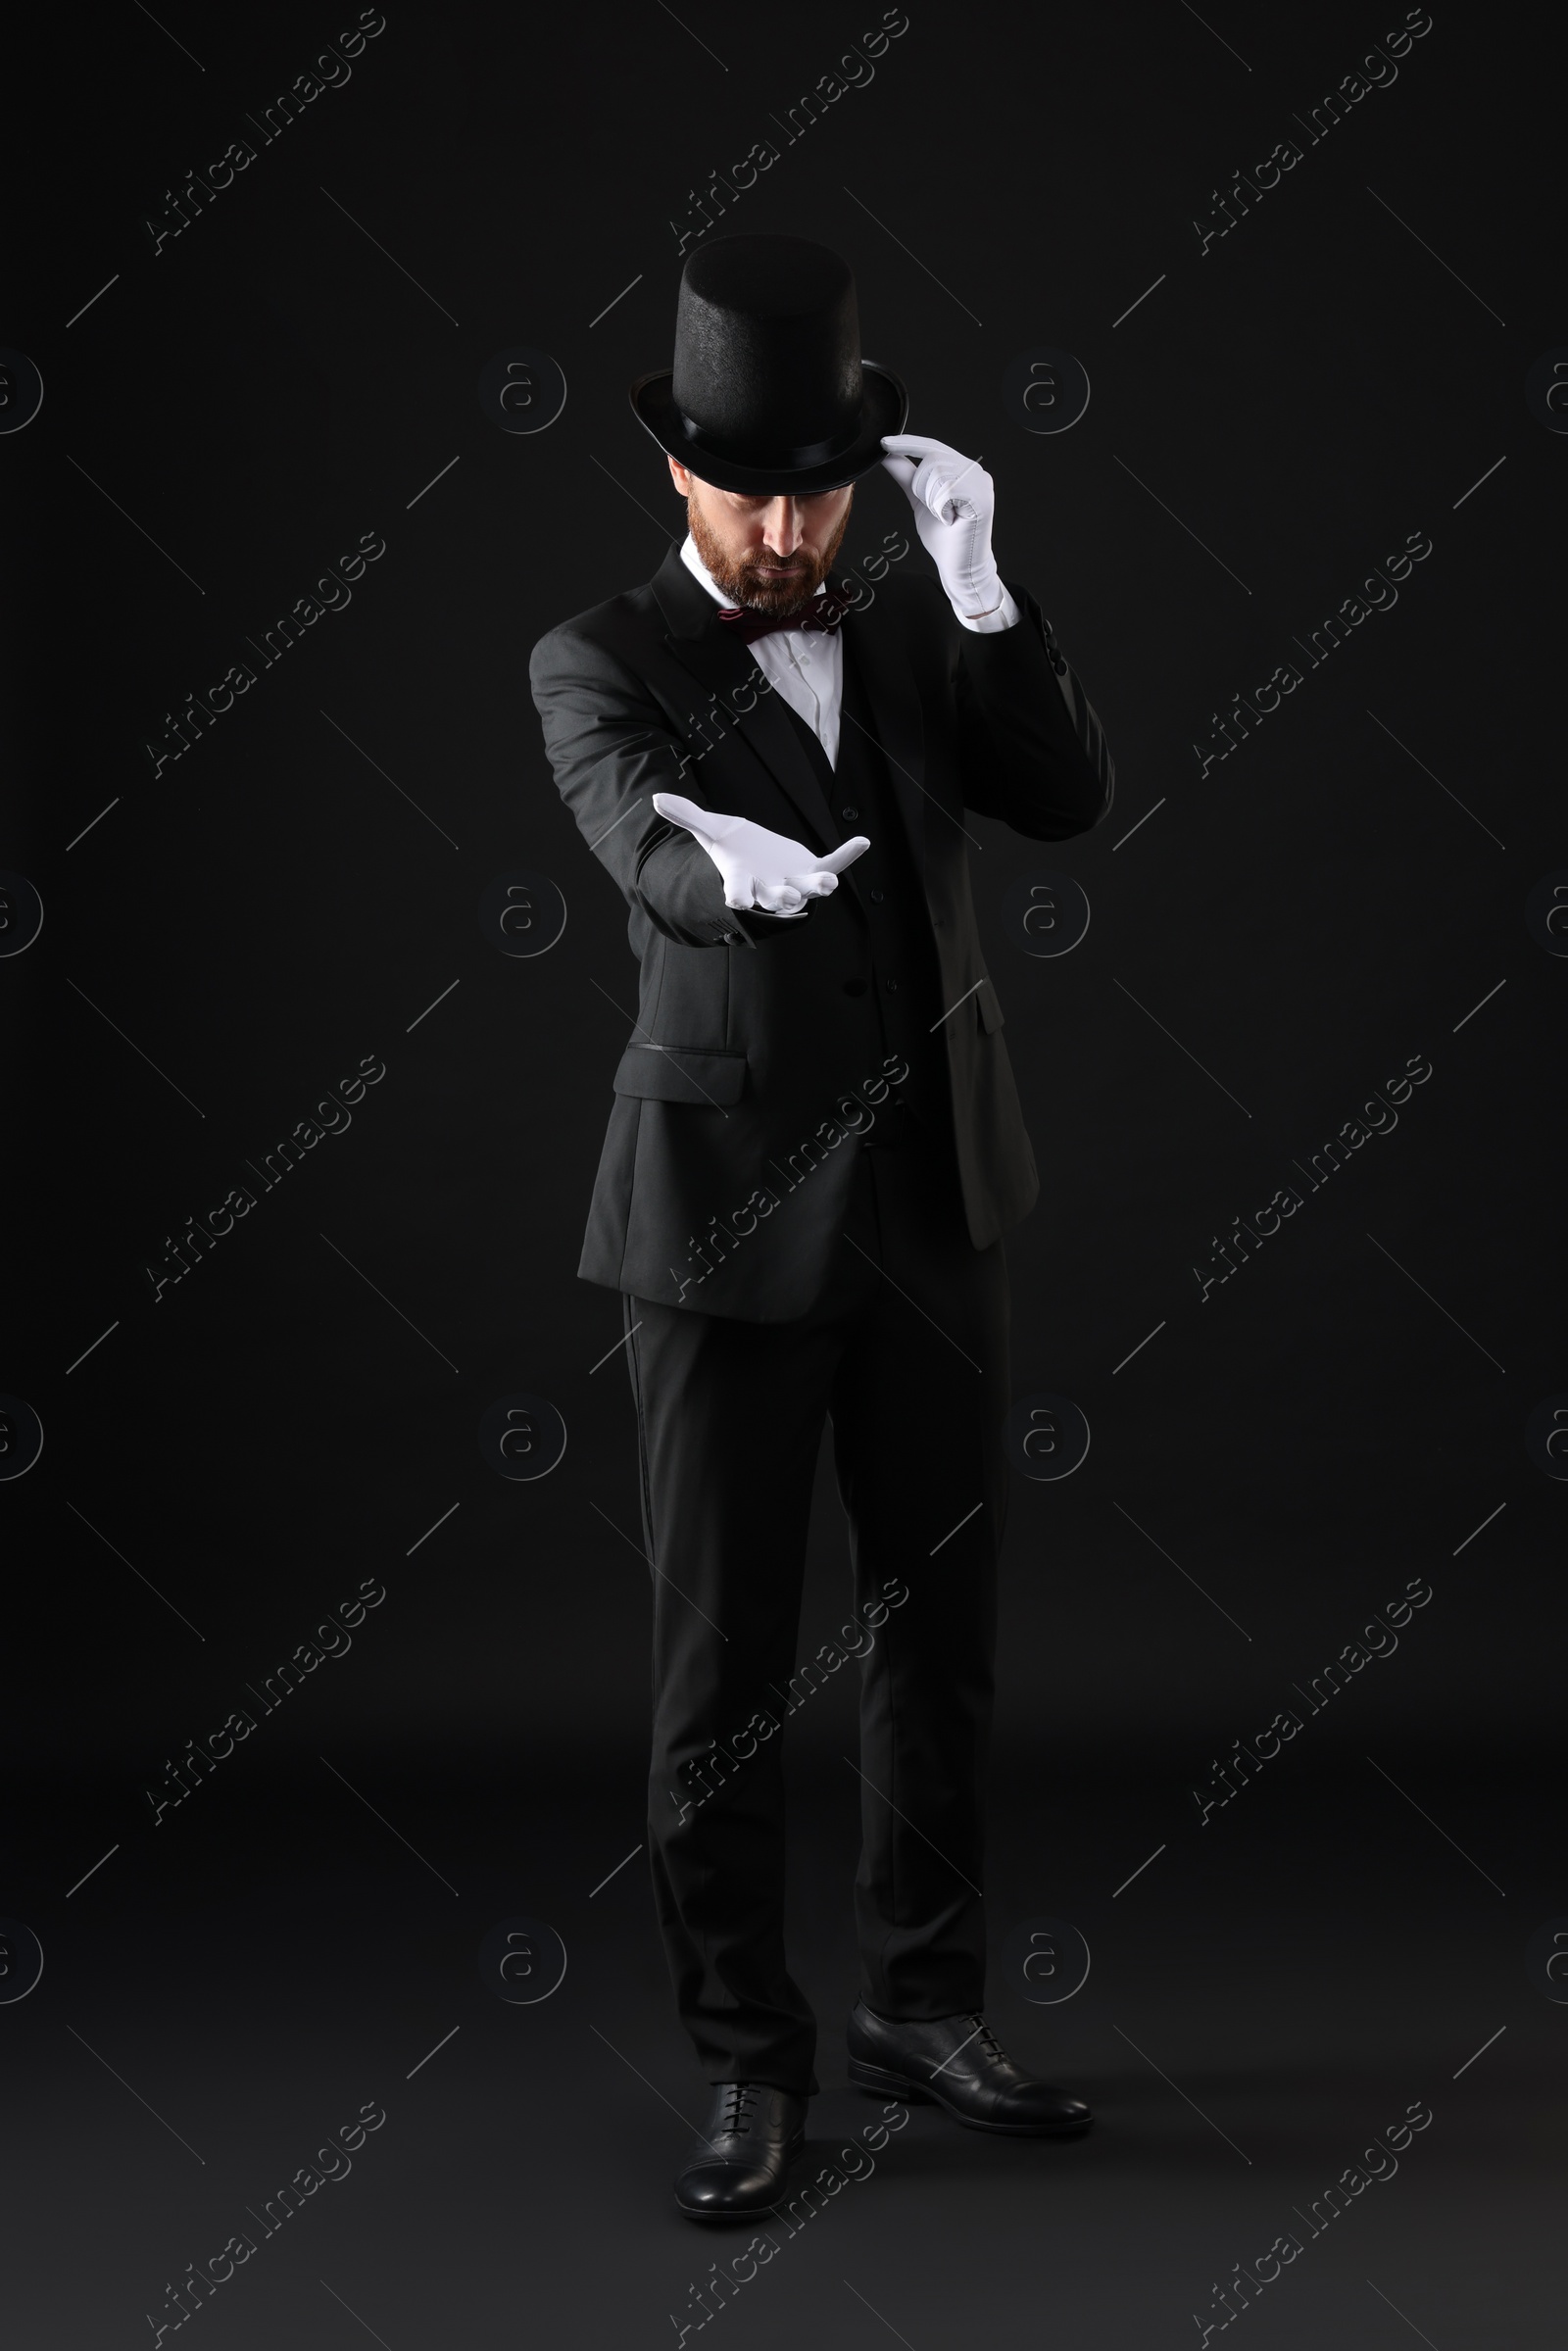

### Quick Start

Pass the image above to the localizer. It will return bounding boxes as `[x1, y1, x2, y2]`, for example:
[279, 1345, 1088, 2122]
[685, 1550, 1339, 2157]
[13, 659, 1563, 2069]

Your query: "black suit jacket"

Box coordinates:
[528, 543, 1114, 1321]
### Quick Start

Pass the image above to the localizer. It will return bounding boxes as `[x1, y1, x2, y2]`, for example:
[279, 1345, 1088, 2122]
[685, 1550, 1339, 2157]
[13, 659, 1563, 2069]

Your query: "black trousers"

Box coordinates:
[624, 1131, 1011, 2093]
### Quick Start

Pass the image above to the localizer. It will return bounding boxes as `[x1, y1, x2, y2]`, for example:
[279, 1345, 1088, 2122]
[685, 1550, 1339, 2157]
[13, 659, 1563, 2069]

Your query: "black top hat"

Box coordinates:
[630, 234, 907, 495]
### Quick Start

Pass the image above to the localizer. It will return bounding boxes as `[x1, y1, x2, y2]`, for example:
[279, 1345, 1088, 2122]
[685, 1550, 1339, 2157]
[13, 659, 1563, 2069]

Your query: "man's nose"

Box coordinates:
[760, 499, 805, 557]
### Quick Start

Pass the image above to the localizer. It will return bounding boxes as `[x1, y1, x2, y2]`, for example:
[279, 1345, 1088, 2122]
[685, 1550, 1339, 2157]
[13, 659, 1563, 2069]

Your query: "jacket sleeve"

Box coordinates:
[528, 621, 807, 950]
[953, 581, 1115, 839]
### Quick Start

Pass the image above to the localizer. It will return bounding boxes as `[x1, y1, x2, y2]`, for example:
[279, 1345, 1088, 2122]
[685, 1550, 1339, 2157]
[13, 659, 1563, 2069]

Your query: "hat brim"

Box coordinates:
[628, 364, 907, 495]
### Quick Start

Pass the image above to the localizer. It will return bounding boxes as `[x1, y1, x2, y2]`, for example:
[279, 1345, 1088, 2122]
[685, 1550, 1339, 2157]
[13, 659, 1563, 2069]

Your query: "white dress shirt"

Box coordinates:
[679, 534, 1019, 772]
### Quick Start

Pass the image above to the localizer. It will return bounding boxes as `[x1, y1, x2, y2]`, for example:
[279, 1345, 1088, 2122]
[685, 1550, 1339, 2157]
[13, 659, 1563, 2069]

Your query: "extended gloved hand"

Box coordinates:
[880, 433, 1003, 617]
[652, 793, 870, 917]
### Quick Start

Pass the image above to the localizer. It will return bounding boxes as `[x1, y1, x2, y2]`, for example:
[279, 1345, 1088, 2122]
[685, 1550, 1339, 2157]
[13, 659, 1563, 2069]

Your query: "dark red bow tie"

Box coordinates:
[716, 579, 855, 644]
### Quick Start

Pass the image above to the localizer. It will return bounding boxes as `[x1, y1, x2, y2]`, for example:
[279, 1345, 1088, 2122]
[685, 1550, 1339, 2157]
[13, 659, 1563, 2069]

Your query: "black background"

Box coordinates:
[6, 3, 1563, 2344]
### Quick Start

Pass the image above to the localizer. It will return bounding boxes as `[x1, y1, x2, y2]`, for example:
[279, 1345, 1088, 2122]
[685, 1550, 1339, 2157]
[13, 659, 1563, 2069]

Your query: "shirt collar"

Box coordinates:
[679, 532, 828, 619]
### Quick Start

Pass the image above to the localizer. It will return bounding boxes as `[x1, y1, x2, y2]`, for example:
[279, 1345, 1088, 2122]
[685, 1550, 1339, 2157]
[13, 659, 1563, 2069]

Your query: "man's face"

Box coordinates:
[669, 457, 854, 616]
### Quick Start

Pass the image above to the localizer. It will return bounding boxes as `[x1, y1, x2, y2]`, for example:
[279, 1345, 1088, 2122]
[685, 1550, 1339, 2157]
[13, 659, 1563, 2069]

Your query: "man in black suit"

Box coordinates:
[530, 235, 1113, 2220]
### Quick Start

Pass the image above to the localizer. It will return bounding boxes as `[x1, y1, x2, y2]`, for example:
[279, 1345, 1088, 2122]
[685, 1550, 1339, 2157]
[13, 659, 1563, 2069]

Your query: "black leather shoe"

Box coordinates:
[673, 2082, 808, 2221]
[847, 2001, 1092, 2136]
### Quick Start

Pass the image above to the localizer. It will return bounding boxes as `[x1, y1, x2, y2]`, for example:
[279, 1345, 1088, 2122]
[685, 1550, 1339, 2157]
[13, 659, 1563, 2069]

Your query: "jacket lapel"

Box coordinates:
[651, 545, 839, 855]
[840, 587, 928, 878]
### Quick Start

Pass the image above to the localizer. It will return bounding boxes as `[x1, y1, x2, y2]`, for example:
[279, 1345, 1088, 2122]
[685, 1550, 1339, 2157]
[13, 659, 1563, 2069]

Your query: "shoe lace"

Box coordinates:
[965, 2014, 1007, 2064]
[717, 2082, 760, 2136]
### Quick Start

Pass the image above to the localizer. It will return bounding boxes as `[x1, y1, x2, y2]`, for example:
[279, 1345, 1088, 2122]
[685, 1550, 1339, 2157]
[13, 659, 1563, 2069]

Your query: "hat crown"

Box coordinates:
[671, 236, 863, 462]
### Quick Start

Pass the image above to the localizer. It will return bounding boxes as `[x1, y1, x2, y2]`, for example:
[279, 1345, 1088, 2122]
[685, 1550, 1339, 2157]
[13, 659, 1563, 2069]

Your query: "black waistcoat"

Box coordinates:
[773, 629, 953, 1151]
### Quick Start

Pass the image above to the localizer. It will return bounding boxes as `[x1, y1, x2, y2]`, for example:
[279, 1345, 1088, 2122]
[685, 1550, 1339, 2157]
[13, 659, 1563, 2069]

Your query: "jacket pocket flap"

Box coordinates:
[612, 1043, 748, 1104]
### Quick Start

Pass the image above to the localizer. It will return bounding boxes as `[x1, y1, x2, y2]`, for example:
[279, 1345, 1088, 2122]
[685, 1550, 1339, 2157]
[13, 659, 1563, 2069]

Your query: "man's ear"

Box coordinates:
[667, 456, 693, 496]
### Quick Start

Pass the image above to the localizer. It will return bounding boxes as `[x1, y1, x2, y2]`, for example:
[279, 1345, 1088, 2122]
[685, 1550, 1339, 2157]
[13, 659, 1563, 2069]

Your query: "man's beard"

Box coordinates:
[688, 488, 855, 617]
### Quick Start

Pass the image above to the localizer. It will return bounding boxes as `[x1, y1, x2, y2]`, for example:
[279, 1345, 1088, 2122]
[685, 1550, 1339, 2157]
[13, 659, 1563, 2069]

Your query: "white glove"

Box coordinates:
[880, 433, 1003, 616]
[652, 793, 869, 917]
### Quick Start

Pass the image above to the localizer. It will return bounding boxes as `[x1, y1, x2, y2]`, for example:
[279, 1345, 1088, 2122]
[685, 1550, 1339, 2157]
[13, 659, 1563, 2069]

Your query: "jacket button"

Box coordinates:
[870, 889, 885, 904]
[842, 978, 867, 996]
[842, 805, 859, 820]
[884, 977, 899, 992]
